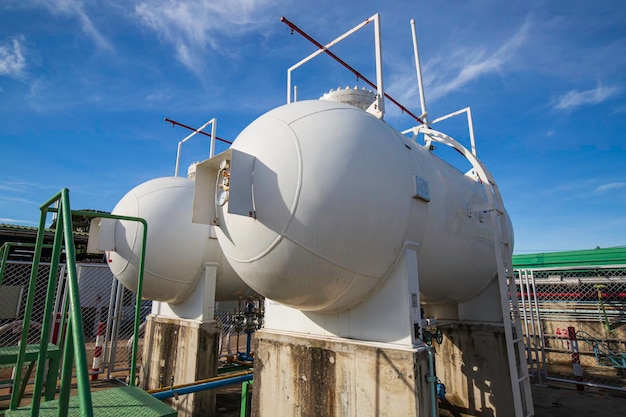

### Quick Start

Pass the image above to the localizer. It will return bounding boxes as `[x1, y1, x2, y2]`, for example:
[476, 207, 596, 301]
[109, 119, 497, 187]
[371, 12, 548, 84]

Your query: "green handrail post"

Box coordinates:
[0, 242, 11, 285]
[57, 315, 75, 417]
[60, 189, 94, 416]
[30, 207, 66, 415]
[9, 191, 56, 410]
[0, 243, 55, 286]
[7, 190, 149, 416]
[70, 210, 148, 386]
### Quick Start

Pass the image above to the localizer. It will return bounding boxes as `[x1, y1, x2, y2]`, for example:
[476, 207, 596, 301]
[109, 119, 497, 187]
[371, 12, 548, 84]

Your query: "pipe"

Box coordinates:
[426, 345, 438, 417]
[164, 118, 232, 145]
[280, 16, 423, 124]
[151, 373, 253, 400]
[410, 19, 428, 125]
[147, 370, 253, 394]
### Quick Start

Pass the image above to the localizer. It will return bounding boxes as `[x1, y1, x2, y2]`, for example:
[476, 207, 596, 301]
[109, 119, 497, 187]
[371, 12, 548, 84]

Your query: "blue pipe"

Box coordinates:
[426, 345, 440, 417]
[152, 374, 253, 400]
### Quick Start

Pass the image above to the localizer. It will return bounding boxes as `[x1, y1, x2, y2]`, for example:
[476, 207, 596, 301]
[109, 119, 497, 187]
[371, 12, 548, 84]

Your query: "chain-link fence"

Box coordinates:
[215, 298, 263, 359]
[0, 261, 148, 390]
[516, 266, 626, 391]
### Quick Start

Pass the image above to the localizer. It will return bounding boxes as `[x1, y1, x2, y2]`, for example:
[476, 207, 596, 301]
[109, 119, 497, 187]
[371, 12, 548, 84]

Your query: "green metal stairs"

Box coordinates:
[2, 189, 177, 417]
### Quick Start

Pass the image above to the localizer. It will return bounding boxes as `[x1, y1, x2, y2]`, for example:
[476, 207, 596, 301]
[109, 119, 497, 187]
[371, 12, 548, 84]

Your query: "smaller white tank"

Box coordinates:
[107, 176, 250, 304]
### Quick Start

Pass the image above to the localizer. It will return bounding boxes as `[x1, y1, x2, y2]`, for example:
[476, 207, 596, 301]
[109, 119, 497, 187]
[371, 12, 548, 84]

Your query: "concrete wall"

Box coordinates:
[252, 329, 433, 417]
[434, 322, 514, 417]
[141, 315, 220, 417]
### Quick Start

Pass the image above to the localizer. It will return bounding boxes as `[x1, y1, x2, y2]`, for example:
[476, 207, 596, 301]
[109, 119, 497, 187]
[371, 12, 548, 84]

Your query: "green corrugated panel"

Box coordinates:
[5, 386, 177, 417]
[513, 247, 626, 269]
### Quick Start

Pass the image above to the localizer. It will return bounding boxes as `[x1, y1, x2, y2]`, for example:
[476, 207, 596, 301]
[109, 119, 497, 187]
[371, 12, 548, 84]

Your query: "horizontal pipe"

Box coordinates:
[544, 376, 626, 393]
[164, 118, 232, 145]
[152, 374, 253, 400]
[280, 16, 424, 124]
[147, 370, 253, 394]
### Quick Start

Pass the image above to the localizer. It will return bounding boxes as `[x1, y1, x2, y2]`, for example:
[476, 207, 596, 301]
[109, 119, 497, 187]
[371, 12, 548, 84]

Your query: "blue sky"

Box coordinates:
[0, 0, 624, 253]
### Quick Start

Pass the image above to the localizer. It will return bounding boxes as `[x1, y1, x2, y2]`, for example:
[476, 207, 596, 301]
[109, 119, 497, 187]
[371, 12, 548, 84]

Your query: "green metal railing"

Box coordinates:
[7, 188, 148, 417]
[0, 242, 54, 286]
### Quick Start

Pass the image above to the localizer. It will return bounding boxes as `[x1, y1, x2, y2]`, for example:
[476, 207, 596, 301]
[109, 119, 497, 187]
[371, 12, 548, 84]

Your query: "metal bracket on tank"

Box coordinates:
[467, 203, 497, 222]
[413, 175, 430, 202]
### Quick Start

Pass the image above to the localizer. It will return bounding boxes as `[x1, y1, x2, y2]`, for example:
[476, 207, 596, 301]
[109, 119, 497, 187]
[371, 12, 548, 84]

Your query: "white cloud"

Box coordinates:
[387, 18, 530, 105]
[595, 182, 626, 194]
[429, 20, 529, 100]
[555, 85, 619, 110]
[0, 218, 37, 225]
[35, 0, 112, 51]
[0, 37, 26, 79]
[134, 0, 278, 72]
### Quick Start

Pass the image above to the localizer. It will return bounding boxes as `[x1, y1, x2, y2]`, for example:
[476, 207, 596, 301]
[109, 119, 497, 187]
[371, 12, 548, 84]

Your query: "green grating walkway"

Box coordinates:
[5, 386, 177, 417]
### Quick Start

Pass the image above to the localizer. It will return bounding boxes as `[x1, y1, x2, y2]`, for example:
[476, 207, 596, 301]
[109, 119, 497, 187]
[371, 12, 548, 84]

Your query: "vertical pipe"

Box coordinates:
[410, 19, 428, 125]
[426, 346, 438, 417]
[51, 264, 66, 342]
[104, 277, 118, 380]
[209, 118, 217, 158]
[466, 107, 477, 156]
[287, 70, 292, 103]
[129, 217, 148, 386]
[530, 270, 547, 383]
[373, 13, 385, 118]
[520, 271, 532, 376]
[174, 142, 184, 177]
[109, 280, 124, 374]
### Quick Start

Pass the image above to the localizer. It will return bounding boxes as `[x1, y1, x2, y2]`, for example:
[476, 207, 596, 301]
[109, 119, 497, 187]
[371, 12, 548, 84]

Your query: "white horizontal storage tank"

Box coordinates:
[212, 99, 512, 313]
[107, 176, 251, 304]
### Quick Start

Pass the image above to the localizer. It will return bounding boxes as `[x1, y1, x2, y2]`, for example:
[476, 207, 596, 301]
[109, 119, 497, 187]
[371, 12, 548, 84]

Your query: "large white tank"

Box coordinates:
[107, 176, 251, 304]
[213, 99, 512, 313]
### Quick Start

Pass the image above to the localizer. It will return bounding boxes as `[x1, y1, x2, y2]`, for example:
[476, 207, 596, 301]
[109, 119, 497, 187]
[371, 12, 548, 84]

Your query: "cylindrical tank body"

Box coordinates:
[107, 176, 251, 304]
[215, 100, 512, 313]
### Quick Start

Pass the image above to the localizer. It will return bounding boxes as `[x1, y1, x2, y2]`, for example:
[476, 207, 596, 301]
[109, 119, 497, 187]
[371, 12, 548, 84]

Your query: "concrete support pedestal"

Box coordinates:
[434, 322, 514, 417]
[252, 329, 434, 417]
[141, 315, 220, 417]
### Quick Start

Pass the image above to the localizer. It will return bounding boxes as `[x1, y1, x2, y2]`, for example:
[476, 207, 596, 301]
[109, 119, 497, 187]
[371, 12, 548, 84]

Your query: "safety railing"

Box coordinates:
[7, 188, 149, 416]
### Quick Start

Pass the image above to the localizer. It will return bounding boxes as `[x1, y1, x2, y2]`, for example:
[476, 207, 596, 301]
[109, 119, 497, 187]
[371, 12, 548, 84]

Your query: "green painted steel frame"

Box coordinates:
[7, 189, 148, 417]
[240, 380, 253, 417]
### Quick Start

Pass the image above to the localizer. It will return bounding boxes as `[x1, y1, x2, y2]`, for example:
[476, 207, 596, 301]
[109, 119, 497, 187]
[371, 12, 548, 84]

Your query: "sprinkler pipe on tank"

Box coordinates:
[410, 19, 428, 126]
[164, 117, 232, 145]
[280, 16, 424, 124]
[174, 118, 217, 177]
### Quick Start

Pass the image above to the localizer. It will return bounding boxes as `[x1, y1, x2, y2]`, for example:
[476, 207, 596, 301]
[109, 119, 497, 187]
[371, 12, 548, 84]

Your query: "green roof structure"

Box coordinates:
[512, 247, 626, 269]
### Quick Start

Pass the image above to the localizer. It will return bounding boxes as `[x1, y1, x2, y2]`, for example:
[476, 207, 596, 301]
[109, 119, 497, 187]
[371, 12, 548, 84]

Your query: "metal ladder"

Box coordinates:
[483, 177, 535, 417]
[417, 127, 534, 417]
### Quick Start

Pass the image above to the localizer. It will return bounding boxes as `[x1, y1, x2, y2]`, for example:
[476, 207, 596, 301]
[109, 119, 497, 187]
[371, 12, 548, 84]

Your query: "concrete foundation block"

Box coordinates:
[141, 315, 220, 417]
[252, 329, 434, 417]
[434, 322, 514, 417]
